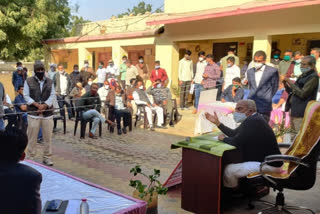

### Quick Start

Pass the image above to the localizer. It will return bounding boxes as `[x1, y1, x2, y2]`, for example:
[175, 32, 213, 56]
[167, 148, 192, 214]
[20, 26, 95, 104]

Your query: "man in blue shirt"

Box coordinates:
[12, 62, 25, 94]
[13, 85, 28, 131]
[221, 77, 244, 103]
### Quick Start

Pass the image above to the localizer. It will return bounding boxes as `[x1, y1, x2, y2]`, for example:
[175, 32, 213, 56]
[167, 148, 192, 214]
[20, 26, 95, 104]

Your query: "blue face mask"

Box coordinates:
[273, 54, 279, 59]
[300, 67, 311, 73]
[233, 112, 247, 123]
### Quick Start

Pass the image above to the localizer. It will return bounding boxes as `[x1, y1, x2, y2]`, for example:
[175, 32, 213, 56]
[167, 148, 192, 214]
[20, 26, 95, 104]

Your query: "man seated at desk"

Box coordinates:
[205, 99, 282, 188]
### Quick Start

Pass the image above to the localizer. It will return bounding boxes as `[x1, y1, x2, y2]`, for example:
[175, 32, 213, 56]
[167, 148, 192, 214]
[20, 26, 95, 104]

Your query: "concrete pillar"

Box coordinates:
[43, 45, 52, 71]
[155, 39, 179, 94]
[78, 47, 92, 68]
[253, 34, 272, 62]
[112, 45, 128, 66]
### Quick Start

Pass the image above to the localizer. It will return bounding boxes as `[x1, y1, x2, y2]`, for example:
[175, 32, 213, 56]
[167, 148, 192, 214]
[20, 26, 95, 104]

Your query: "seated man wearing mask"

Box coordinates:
[221, 77, 244, 103]
[205, 100, 282, 188]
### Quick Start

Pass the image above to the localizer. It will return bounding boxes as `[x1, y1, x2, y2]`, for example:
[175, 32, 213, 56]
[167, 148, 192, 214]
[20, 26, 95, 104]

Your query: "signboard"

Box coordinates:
[163, 160, 182, 188]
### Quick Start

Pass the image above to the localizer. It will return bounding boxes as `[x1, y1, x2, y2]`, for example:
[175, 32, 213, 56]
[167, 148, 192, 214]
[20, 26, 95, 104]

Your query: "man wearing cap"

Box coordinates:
[12, 62, 25, 95]
[23, 62, 56, 166]
[80, 60, 96, 87]
[106, 59, 119, 82]
[48, 63, 57, 80]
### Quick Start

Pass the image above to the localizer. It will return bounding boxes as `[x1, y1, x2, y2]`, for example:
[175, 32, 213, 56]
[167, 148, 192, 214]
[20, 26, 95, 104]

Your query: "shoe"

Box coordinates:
[122, 127, 127, 134]
[192, 109, 197, 114]
[184, 107, 189, 110]
[52, 128, 60, 133]
[180, 107, 185, 111]
[43, 159, 54, 166]
[118, 129, 122, 135]
[89, 132, 98, 139]
[169, 121, 175, 127]
[69, 118, 75, 121]
[156, 125, 168, 129]
[37, 138, 43, 144]
[149, 126, 155, 131]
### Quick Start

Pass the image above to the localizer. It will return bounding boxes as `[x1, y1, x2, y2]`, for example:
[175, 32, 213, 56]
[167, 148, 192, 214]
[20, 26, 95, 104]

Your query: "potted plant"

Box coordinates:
[129, 165, 168, 214]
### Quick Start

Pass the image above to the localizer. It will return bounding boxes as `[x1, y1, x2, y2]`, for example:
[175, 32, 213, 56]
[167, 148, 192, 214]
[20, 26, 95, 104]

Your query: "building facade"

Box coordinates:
[44, 0, 320, 94]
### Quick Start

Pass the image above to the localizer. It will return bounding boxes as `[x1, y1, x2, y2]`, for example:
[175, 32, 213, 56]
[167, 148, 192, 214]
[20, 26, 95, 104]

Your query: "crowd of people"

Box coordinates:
[0, 46, 319, 213]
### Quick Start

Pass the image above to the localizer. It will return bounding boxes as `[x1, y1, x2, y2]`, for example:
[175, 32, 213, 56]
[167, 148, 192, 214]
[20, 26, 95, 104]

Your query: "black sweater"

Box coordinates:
[219, 113, 282, 167]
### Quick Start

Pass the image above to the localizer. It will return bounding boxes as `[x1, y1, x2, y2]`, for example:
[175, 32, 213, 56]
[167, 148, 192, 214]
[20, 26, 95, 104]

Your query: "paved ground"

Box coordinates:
[30, 115, 320, 214]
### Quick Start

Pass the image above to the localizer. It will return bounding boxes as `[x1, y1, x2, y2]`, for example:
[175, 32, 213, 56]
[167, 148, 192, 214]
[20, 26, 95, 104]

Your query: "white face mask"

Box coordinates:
[233, 112, 247, 123]
[155, 65, 160, 69]
[301, 67, 312, 73]
[85, 63, 89, 68]
[157, 84, 162, 88]
[139, 85, 144, 89]
[139, 59, 144, 63]
[295, 59, 302, 64]
[104, 85, 109, 90]
[88, 81, 92, 86]
[199, 57, 204, 61]
[254, 62, 264, 70]
[227, 63, 232, 68]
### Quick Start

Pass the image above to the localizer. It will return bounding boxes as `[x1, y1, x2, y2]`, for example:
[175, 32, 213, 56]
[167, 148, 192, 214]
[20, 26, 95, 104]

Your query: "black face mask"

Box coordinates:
[35, 71, 45, 80]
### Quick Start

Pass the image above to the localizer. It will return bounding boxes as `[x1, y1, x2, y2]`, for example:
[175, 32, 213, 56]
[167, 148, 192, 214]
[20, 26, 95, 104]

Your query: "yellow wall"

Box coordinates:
[165, 0, 256, 13]
[51, 49, 78, 73]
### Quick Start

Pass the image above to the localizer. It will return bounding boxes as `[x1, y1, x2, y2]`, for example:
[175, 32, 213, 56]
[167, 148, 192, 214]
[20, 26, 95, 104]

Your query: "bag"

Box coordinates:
[189, 84, 195, 94]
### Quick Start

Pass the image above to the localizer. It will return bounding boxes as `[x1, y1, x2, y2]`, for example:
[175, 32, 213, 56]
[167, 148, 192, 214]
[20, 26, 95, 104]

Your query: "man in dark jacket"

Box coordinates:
[205, 100, 282, 188]
[24, 61, 55, 166]
[79, 83, 114, 139]
[12, 62, 25, 94]
[246, 51, 279, 122]
[221, 77, 244, 103]
[284, 55, 319, 136]
[0, 127, 42, 214]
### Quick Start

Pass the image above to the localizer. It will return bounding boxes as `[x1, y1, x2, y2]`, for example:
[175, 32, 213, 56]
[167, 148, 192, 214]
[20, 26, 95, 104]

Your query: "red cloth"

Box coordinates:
[286, 62, 295, 77]
[150, 68, 168, 82]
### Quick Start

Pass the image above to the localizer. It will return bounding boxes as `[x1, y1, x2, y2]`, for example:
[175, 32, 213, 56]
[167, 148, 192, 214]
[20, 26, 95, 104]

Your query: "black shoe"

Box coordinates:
[169, 121, 174, 127]
[37, 138, 43, 144]
[118, 129, 122, 135]
[122, 127, 127, 134]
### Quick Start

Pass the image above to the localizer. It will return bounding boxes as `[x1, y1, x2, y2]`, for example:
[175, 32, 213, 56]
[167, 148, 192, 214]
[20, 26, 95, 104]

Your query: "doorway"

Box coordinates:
[307, 40, 320, 54]
[212, 42, 238, 62]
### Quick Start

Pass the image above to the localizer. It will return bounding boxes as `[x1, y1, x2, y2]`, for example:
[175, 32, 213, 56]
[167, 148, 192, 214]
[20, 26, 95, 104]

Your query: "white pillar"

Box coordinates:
[253, 34, 272, 63]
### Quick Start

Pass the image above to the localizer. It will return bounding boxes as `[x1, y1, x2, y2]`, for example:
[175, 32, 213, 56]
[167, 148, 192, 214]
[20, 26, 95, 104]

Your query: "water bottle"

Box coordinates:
[80, 199, 89, 214]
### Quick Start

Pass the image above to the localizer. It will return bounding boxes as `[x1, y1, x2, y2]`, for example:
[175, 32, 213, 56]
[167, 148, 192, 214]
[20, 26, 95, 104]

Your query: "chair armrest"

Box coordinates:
[278, 143, 292, 148]
[259, 154, 309, 186]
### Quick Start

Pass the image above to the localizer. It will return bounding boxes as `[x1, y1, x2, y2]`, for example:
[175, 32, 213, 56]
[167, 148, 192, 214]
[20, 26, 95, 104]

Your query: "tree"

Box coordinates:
[116, 1, 163, 18]
[0, 0, 72, 61]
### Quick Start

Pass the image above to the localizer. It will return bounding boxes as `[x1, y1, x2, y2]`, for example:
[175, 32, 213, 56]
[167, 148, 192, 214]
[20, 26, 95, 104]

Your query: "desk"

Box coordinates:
[172, 134, 240, 214]
[23, 161, 147, 214]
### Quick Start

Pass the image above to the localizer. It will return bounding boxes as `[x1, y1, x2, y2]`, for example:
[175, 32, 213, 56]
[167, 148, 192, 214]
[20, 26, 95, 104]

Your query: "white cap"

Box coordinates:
[50, 63, 57, 68]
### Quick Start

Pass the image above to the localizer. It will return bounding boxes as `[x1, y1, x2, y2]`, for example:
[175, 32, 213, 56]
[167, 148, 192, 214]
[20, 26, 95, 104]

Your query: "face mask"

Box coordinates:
[35, 71, 45, 80]
[157, 84, 162, 89]
[233, 112, 247, 123]
[50, 68, 55, 72]
[283, 55, 291, 61]
[104, 85, 109, 90]
[88, 81, 92, 85]
[74, 69, 79, 73]
[273, 54, 279, 59]
[123, 60, 127, 63]
[301, 67, 311, 73]
[17, 66, 23, 70]
[233, 84, 240, 89]
[227, 63, 232, 68]
[139, 59, 144, 63]
[199, 57, 204, 61]
[155, 65, 160, 69]
[311, 54, 315, 58]
[99, 65, 102, 69]
[139, 85, 144, 89]
[85, 63, 89, 68]
[254, 62, 264, 70]
[295, 59, 302, 64]
[110, 63, 114, 67]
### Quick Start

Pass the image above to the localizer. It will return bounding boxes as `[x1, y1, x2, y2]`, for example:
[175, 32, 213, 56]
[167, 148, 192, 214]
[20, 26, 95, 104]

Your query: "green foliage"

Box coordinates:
[0, 0, 89, 61]
[116, 1, 163, 18]
[129, 165, 168, 204]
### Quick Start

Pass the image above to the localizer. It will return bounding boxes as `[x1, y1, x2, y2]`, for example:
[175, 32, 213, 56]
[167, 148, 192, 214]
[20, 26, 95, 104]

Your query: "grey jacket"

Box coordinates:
[53, 72, 71, 95]
[0, 82, 4, 118]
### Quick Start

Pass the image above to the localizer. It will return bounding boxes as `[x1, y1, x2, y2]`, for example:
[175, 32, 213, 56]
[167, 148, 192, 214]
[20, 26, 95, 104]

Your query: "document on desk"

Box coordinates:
[212, 136, 219, 141]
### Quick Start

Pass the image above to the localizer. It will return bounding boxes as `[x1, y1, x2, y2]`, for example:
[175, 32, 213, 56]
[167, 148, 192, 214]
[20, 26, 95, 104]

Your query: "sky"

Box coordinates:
[69, 0, 164, 22]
